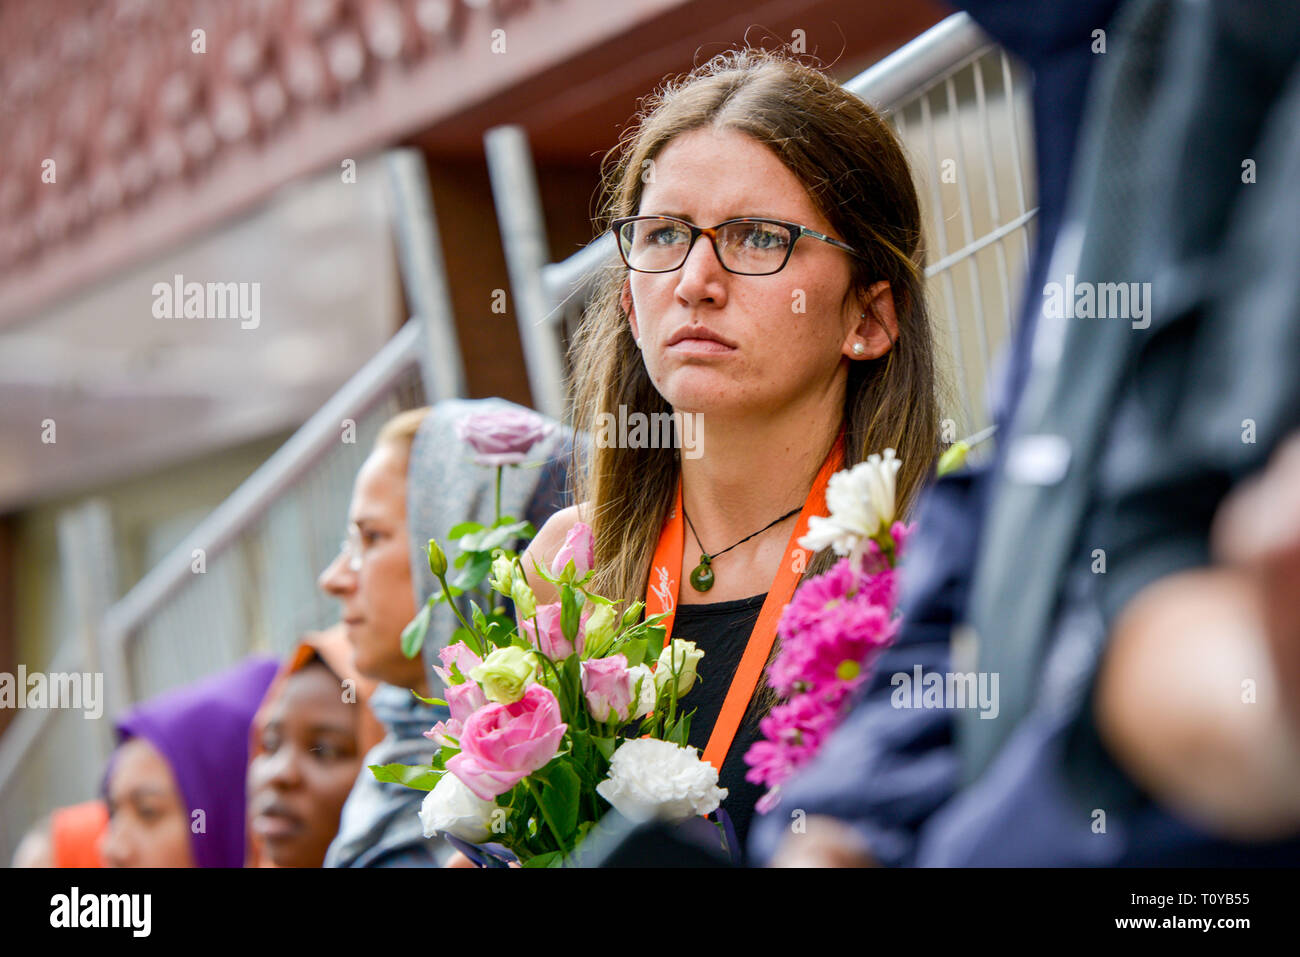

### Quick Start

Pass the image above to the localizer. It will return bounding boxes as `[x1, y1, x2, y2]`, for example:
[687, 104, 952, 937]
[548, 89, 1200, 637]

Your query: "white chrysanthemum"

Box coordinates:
[420, 771, 498, 842]
[798, 450, 901, 556]
[596, 738, 728, 822]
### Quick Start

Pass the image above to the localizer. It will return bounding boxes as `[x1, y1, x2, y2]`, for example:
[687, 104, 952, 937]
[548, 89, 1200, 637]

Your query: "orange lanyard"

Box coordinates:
[644, 432, 845, 771]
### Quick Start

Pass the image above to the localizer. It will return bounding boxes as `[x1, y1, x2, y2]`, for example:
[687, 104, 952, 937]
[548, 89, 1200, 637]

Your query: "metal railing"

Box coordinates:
[487, 11, 1037, 439]
[100, 321, 429, 710]
[0, 321, 428, 864]
[0, 149, 458, 864]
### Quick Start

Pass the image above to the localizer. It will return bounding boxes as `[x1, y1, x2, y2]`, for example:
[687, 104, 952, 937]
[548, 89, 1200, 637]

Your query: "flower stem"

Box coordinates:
[436, 569, 480, 656]
[494, 466, 503, 526]
[869, 528, 897, 567]
[524, 777, 569, 862]
[667, 642, 680, 731]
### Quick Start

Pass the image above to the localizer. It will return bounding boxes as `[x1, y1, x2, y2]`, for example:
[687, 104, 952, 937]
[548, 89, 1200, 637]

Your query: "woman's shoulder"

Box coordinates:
[521, 503, 590, 601]
[525, 502, 588, 560]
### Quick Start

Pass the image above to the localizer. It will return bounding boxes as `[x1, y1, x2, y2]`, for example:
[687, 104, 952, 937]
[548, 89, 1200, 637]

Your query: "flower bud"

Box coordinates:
[427, 539, 449, 578]
[655, 640, 705, 697]
[511, 577, 536, 621]
[627, 664, 656, 718]
[580, 603, 618, 658]
[581, 653, 634, 723]
[488, 554, 515, 596]
[620, 601, 645, 629]
[550, 522, 594, 583]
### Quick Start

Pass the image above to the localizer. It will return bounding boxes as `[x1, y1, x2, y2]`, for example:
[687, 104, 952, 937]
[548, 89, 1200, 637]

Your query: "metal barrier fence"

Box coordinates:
[0, 322, 427, 865]
[489, 11, 1037, 442]
[0, 147, 457, 863]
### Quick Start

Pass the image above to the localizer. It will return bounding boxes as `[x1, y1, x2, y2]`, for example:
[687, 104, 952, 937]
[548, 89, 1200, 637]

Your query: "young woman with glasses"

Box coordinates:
[522, 47, 940, 857]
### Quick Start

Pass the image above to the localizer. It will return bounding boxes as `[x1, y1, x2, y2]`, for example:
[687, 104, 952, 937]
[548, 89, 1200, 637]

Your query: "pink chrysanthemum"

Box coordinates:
[743, 686, 850, 789]
[745, 521, 913, 812]
[775, 557, 858, 640]
[767, 556, 898, 698]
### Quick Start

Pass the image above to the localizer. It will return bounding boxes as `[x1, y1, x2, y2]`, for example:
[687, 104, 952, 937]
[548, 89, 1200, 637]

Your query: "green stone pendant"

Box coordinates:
[689, 556, 715, 592]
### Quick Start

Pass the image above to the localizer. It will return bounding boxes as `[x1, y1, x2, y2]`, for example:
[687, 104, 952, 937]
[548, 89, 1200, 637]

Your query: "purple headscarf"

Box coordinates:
[110, 656, 279, 868]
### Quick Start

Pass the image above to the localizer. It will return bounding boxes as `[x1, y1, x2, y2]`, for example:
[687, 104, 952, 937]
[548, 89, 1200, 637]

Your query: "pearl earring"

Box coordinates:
[636, 338, 643, 349]
[852, 343, 866, 356]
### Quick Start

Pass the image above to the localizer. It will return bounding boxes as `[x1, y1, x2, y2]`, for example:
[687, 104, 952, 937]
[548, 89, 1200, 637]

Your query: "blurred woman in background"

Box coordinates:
[317, 398, 570, 867]
[100, 656, 278, 868]
[247, 625, 384, 867]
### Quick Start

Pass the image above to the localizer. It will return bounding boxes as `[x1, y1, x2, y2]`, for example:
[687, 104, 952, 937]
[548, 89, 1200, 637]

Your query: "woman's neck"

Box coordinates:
[676, 394, 841, 573]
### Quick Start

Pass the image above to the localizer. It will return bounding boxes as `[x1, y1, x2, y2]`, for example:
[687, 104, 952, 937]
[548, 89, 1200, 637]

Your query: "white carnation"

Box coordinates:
[862, 448, 901, 526]
[798, 450, 901, 557]
[596, 738, 728, 823]
[420, 771, 498, 842]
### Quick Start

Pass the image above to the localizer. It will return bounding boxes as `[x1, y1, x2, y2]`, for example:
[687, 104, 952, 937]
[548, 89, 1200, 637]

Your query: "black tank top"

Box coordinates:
[671, 591, 770, 859]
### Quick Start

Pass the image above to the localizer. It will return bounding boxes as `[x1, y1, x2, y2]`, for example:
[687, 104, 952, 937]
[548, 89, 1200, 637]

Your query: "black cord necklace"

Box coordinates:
[682, 504, 803, 592]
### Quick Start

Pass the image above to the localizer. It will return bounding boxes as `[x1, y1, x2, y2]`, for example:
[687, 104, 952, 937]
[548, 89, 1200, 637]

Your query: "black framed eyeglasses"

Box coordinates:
[611, 215, 861, 276]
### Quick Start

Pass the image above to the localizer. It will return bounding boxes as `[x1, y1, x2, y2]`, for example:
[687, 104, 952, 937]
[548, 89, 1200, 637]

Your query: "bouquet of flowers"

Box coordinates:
[744, 449, 913, 814]
[373, 408, 728, 867]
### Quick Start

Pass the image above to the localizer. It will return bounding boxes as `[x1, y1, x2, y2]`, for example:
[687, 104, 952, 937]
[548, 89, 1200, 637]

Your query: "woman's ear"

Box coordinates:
[621, 278, 639, 341]
[843, 280, 899, 361]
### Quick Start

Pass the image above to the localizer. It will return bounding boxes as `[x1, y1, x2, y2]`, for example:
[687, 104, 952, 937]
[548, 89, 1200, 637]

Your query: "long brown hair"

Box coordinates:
[569, 48, 939, 699]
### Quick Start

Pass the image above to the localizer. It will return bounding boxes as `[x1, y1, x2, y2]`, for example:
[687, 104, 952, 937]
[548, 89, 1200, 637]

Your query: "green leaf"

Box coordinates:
[448, 520, 485, 540]
[529, 556, 561, 586]
[664, 711, 693, 747]
[560, 585, 585, 645]
[618, 636, 648, 668]
[451, 550, 494, 590]
[410, 690, 448, 707]
[561, 654, 581, 703]
[567, 734, 606, 792]
[455, 519, 532, 555]
[521, 851, 561, 868]
[368, 763, 442, 791]
[533, 761, 581, 839]
[478, 520, 534, 552]
[400, 599, 432, 659]
[592, 736, 616, 761]
[644, 622, 667, 659]
[470, 600, 488, 633]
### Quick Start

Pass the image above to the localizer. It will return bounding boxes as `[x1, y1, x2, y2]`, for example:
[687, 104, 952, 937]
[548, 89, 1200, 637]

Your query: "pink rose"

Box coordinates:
[581, 653, 634, 723]
[454, 409, 555, 467]
[519, 601, 592, 660]
[446, 684, 568, 800]
[550, 522, 594, 580]
[433, 641, 482, 687]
